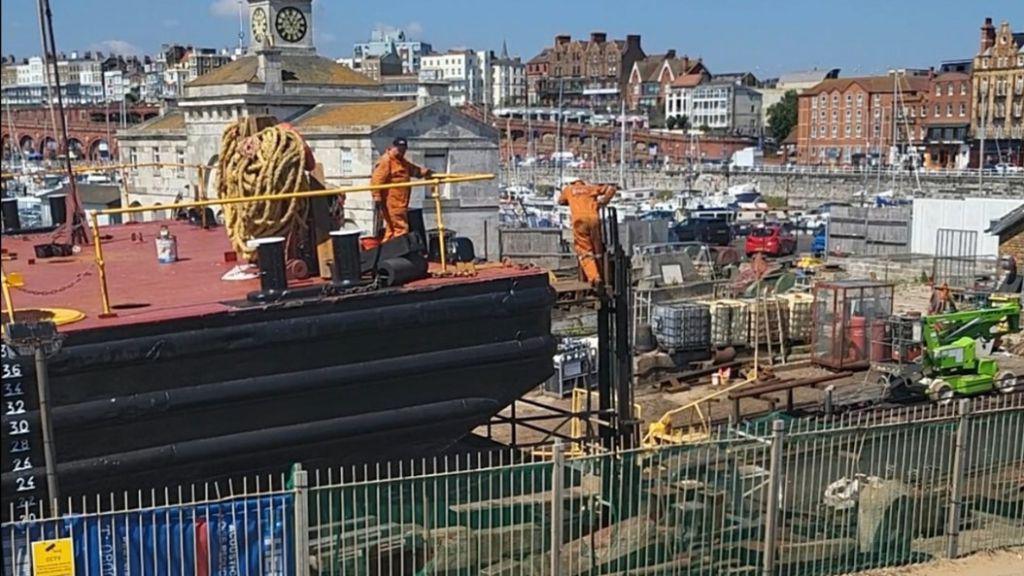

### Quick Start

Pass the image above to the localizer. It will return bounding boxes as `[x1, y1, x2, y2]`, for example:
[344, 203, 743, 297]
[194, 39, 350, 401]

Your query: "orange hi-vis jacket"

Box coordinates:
[557, 181, 616, 223]
[371, 148, 427, 202]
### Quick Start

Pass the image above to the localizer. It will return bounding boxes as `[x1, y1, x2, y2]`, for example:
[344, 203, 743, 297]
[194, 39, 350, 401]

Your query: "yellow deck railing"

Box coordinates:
[2, 172, 495, 322]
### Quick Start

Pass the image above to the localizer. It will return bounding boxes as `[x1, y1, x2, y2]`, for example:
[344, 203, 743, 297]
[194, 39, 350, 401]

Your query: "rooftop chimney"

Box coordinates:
[555, 34, 571, 46]
[665, 49, 676, 59]
[626, 35, 642, 51]
[980, 17, 996, 53]
[590, 32, 607, 44]
[257, 45, 283, 94]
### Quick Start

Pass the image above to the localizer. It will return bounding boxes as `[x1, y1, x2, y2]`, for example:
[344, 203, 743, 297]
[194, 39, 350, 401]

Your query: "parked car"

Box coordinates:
[672, 218, 733, 246]
[745, 224, 797, 257]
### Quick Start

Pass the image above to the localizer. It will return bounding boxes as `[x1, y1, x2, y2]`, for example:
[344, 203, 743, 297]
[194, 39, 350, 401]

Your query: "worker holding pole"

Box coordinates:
[558, 178, 617, 285]
[370, 138, 434, 241]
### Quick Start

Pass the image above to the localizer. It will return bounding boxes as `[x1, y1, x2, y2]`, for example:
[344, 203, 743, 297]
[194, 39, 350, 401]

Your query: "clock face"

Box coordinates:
[275, 6, 307, 43]
[251, 7, 268, 44]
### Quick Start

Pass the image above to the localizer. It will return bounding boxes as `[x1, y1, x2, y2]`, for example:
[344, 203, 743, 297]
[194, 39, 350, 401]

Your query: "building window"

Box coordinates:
[845, 94, 852, 106]
[152, 146, 161, 164]
[960, 82, 967, 95]
[959, 103, 966, 116]
[946, 103, 953, 117]
[935, 84, 941, 96]
[811, 126, 816, 138]
[128, 147, 138, 165]
[947, 83, 953, 96]
[340, 148, 353, 175]
[175, 148, 185, 177]
[934, 105, 940, 117]
[844, 124, 851, 137]
[855, 123, 862, 137]
[857, 94, 863, 107]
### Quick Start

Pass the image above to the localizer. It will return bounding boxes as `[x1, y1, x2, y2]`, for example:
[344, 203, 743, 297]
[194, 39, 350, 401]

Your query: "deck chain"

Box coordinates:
[12, 269, 92, 296]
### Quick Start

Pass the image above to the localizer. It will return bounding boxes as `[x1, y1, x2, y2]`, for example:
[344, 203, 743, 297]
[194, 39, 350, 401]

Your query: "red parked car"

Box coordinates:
[745, 224, 797, 257]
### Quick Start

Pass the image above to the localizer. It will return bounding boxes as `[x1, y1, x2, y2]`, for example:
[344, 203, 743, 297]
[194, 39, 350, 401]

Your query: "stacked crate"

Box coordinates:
[699, 299, 749, 347]
[652, 301, 712, 351]
[779, 293, 814, 342]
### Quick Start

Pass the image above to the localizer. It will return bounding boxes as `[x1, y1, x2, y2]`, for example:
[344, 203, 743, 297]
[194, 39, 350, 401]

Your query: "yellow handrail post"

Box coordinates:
[90, 212, 114, 317]
[1, 266, 16, 325]
[431, 181, 447, 273]
[197, 165, 208, 228]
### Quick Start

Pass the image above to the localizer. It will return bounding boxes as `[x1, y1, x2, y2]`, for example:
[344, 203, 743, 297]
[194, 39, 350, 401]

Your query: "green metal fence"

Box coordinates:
[303, 395, 1024, 576]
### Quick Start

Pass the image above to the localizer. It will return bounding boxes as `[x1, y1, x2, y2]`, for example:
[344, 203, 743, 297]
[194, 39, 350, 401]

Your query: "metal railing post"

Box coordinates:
[431, 182, 447, 273]
[945, 399, 971, 559]
[293, 465, 310, 576]
[549, 439, 565, 576]
[89, 212, 113, 317]
[762, 419, 786, 576]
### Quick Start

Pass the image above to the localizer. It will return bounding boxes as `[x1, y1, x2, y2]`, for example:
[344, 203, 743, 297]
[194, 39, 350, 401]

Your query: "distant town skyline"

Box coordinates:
[0, 0, 1019, 76]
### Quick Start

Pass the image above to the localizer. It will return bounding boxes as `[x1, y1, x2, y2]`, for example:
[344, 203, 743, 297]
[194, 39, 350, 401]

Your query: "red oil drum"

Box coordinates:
[846, 316, 867, 363]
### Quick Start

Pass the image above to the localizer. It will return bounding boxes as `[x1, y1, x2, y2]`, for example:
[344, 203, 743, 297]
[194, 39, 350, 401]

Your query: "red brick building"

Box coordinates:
[625, 51, 703, 114]
[796, 75, 931, 166]
[923, 71, 973, 169]
[526, 32, 645, 110]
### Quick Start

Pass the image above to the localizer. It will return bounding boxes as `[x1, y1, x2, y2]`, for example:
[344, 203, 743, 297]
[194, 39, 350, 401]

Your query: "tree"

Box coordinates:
[676, 115, 690, 131]
[666, 116, 678, 130]
[767, 90, 798, 143]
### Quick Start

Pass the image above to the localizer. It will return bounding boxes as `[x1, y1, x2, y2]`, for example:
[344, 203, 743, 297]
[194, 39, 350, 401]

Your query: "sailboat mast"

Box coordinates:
[39, 0, 87, 244]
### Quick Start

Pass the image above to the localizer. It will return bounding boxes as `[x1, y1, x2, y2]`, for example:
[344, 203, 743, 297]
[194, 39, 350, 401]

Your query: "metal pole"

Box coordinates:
[431, 182, 447, 273]
[549, 439, 565, 576]
[945, 398, 971, 559]
[90, 212, 113, 316]
[762, 419, 786, 576]
[34, 345, 60, 512]
[292, 466, 310, 576]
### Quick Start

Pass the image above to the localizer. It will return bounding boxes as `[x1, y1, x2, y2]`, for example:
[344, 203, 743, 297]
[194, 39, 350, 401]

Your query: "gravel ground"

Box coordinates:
[843, 548, 1024, 576]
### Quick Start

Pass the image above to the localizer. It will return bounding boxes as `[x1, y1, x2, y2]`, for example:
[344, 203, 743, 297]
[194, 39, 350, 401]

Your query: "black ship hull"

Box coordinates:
[1, 272, 554, 505]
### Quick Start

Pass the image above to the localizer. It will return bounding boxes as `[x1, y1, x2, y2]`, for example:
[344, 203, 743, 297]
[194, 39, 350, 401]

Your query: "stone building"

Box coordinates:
[526, 32, 645, 110]
[971, 18, 1024, 166]
[117, 0, 501, 255]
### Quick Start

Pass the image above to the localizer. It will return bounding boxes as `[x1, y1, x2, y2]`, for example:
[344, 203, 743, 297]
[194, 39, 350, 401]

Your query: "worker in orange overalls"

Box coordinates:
[558, 178, 617, 285]
[370, 138, 434, 241]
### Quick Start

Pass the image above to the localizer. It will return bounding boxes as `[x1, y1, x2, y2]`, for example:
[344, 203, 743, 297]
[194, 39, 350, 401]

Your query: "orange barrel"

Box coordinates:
[846, 316, 867, 363]
[870, 319, 890, 362]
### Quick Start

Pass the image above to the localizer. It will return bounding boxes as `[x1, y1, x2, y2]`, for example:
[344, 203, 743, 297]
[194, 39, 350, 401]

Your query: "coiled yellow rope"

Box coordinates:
[217, 117, 309, 260]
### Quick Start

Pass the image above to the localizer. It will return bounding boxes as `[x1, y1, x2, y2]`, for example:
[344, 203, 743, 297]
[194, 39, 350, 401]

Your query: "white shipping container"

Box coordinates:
[910, 197, 1024, 257]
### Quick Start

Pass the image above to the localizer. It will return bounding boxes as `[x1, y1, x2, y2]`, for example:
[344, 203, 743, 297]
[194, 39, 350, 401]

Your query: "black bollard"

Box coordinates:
[247, 237, 288, 294]
[329, 228, 363, 286]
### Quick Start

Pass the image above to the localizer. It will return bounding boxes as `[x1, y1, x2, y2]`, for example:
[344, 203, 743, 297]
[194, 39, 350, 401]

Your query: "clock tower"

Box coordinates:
[248, 0, 314, 54]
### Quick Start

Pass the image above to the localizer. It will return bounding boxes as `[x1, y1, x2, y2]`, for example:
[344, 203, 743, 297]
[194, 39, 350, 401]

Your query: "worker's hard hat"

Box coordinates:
[392, 137, 408, 147]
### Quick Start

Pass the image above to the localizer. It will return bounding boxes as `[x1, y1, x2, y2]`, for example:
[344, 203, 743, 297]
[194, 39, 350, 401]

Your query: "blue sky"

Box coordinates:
[1, 0, 1021, 77]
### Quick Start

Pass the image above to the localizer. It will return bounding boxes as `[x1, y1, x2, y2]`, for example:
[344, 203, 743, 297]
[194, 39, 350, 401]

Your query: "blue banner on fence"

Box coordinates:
[2, 494, 294, 576]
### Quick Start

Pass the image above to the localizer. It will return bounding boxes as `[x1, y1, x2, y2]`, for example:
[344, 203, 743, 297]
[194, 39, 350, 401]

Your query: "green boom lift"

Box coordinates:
[876, 296, 1021, 404]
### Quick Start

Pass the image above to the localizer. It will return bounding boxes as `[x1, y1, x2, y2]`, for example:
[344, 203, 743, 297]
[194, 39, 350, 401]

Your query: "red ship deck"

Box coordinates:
[2, 221, 545, 333]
